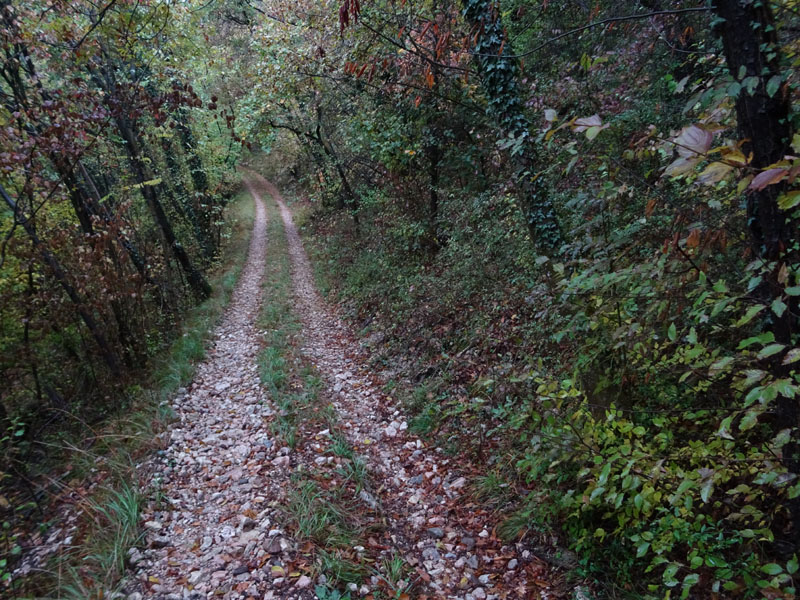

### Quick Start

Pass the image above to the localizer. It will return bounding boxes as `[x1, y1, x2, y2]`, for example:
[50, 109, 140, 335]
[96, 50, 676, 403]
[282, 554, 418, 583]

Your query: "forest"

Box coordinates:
[1, 0, 800, 599]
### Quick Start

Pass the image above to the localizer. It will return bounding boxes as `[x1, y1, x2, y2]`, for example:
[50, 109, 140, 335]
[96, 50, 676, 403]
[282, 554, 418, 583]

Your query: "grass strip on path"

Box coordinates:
[252, 177, 412, 600]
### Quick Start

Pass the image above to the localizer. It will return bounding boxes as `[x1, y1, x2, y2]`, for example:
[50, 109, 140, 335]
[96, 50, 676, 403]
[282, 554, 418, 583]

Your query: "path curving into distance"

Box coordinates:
[127, 173, 555, 600]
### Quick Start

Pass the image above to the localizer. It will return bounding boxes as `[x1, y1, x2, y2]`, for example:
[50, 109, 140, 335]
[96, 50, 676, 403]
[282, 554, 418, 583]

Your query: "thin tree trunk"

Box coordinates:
[114, 116, 211, 300]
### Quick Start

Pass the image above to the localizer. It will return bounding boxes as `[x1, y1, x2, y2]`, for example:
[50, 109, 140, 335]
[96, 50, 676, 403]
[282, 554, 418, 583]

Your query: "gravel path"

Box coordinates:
[128, 174, 554, 600]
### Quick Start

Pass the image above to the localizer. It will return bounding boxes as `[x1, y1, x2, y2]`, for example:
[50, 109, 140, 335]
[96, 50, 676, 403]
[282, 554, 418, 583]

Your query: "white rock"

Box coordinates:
[450, 476, 467, 489]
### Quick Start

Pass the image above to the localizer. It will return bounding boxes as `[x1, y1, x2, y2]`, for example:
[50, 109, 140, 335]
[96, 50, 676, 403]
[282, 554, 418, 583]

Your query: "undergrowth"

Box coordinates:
[300, 179, 800, 599]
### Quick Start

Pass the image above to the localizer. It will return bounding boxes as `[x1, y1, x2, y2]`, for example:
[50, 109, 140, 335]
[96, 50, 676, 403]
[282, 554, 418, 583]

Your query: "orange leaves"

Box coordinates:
[425, 71, 435, 88]
[344, 61, 377, 82]
[686, 228, 701, 250]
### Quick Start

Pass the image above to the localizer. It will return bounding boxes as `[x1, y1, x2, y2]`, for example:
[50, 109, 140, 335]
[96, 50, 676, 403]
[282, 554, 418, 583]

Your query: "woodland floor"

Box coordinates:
[120, 174, 560, 600]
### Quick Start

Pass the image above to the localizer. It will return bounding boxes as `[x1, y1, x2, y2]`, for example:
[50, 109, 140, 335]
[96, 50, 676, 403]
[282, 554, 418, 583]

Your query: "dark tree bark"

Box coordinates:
[160, 138, 216, 261]
[77, 161, 156, 287]
[114, 114, 212, 300]
[267, 112, 361, 231]
[714, 0, 793, 260]
[425, 140, 442, 251]
[313, 104, 360, 231]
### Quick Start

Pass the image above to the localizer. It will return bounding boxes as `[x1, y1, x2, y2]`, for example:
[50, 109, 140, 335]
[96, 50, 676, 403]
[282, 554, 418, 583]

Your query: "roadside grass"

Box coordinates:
[5, 189, 258, 600]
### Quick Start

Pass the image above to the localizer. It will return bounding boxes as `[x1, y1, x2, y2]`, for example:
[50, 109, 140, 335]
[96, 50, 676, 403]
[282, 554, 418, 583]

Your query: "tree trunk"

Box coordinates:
[714, 0, 793, 260]
[425, 140, 442, 251]
[161, 138, 216, 261]
[0, 183, 122, 377]
[114, 115, 212, 300]
[714, 0, 798, 555]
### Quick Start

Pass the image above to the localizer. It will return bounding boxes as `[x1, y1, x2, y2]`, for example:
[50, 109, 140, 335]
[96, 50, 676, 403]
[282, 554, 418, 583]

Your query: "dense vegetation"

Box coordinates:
[0, 0, 245, 592]
[2, 0, 800, 598]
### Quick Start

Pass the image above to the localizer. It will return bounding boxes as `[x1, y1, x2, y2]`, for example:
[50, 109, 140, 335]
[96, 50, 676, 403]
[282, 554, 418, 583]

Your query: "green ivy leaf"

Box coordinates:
[766, 75, 782, 97]
[761, 563, 783, 575]
[771, 298, 788, 318]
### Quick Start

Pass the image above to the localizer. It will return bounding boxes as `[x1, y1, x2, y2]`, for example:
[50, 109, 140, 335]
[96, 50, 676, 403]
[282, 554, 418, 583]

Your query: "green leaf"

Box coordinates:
[771, 298, 788, 318]
[705, 555, 728, 568]
[739, 410, 760, 431]
[668, 322, 677, 341]
[761, 563, 783, 575]
[637, 542, 650, 557]
[682, 573, 700, 589]
[757, 343, 785, 359]
[766, 75, 782, 97]
[709, 356, 734, 375]
[697, 161, 733, 185]
[778, 191, 800, 210]
[663, 563, 680, 586]
[700, 479, 714, 503]
[736, 304, 765, 327]
[585, 125, 603, 140]
[789, 482, 800, 499]
[738, 331, 775, 349]
[787, 556, 799, 575]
